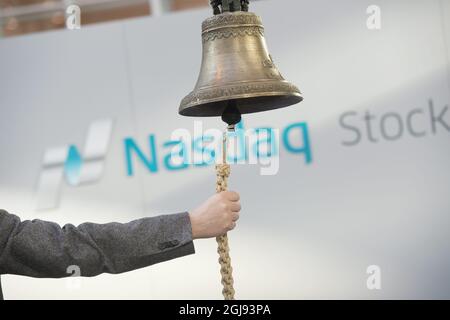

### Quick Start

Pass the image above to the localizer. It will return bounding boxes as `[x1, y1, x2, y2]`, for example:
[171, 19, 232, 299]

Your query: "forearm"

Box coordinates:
[0, 210, 195, 278]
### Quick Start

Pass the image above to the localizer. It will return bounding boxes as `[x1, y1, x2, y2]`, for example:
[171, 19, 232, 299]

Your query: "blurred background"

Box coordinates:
[0, 0, 450, 299]
[0, 0, 214, 37]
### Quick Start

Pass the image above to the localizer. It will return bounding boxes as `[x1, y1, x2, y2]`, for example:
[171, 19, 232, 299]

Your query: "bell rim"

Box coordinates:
[180, 79, 301, 109]
[179, 90, 303, 117]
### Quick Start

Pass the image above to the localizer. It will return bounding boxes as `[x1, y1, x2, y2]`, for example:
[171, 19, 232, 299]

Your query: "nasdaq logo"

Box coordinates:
[35, 119, 114, 210]
[124, 121, 312, 176]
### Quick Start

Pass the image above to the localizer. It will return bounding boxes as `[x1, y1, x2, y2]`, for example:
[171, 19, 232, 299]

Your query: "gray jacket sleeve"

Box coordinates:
[0, 209, 195, 278]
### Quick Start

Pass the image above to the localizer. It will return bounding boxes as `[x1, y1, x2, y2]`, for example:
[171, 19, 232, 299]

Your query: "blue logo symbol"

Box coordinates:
[36, 119, 114, 210]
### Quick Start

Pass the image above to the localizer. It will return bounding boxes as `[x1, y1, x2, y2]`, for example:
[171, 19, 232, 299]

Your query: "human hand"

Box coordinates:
[189, 191, 241, 239]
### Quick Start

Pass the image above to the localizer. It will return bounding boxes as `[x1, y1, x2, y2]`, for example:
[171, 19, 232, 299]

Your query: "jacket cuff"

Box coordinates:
[147, 212, 195, 263]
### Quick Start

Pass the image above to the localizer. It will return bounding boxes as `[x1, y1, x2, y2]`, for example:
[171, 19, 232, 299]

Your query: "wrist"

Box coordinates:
[188, 212, 199, 240]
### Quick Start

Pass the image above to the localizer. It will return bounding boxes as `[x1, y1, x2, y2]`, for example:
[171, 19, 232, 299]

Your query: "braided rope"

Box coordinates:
[215, 129, 235, 300]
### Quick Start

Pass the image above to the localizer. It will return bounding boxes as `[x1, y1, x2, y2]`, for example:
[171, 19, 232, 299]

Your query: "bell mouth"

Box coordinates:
[179, 92, 303, 117]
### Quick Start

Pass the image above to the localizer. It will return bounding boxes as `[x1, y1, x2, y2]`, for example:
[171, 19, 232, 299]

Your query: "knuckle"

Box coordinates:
[229, 191, 239, 201]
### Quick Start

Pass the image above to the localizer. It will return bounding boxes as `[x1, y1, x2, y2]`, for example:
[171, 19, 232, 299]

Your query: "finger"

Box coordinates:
[229, 202, 241, 212]
[228, 222, 237, 231]
[225, 191, 240, 202]
[232, 212, 240, 222]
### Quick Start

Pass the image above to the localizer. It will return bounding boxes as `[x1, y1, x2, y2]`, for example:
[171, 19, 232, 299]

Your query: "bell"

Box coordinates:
[179, 9, 303, 123]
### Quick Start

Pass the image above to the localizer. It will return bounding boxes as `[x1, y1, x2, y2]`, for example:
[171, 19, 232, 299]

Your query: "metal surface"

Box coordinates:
[179, 11, 303, 117]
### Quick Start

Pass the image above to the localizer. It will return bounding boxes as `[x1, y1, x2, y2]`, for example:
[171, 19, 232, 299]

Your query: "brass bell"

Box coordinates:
[179, 5, 303, 124]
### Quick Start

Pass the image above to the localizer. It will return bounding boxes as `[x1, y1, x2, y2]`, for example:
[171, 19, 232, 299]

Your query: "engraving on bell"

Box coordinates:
[179, 11, 303, 117]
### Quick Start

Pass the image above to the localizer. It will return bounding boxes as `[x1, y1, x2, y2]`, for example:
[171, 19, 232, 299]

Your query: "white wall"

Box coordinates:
[0, 0, 449, 299]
